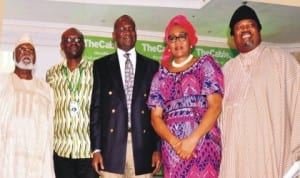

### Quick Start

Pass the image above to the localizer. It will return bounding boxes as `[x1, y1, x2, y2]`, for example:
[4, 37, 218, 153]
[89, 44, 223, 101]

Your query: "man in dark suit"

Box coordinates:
[90, 15, 161, 178]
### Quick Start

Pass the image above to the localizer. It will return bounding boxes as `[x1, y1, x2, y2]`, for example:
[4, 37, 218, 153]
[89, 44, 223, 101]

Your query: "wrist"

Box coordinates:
[169, 138, 180, 148]
[91, 149, 101, 157]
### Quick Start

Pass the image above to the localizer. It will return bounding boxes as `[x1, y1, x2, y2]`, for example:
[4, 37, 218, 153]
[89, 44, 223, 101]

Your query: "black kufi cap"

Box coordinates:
[229, 5, 262, 35]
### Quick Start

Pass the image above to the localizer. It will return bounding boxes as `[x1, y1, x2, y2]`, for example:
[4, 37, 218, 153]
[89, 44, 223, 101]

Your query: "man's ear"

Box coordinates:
[112, 32, 117, 48]
[112, 31, 116, 41]
[60, 42, 64, 50]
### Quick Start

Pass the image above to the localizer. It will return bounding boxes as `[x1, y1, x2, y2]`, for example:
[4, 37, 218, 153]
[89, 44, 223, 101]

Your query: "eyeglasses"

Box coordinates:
[63, 37, 83, 43]
[167, 33, 188, 43]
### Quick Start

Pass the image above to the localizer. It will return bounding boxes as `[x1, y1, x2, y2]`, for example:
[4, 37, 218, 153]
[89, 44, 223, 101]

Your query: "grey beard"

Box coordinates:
[14, 56, 35, 70]
[243, 41, 255, 49]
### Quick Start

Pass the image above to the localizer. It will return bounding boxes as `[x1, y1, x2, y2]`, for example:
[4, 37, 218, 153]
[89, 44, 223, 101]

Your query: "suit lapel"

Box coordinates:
[132, 54, 145, 101]
[109, 54, 127, 105]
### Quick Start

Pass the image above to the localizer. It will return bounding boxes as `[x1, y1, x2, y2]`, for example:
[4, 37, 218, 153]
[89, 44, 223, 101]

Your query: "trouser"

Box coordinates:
[101, 133, 152, 178]
[54, 152, 99, 178]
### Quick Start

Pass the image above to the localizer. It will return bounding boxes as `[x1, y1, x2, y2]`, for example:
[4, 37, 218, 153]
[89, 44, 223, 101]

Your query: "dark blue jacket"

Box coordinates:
[90, 52, 160, 175]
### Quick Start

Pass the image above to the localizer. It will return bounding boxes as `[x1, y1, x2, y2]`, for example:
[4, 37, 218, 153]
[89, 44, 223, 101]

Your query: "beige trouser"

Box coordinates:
[101, 133, 152, 178]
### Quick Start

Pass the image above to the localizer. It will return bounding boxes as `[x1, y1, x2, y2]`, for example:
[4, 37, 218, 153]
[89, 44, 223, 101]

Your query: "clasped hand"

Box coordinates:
[173, 137, 198, 160]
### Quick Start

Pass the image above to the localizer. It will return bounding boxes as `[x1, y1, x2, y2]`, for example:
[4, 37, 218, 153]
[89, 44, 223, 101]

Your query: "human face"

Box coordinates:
[167, 25, 191, 59]
[61, 28, 85, 59]
[113, 16, 137, 52]
[232, 19, 261, 53]
[14, 43, 36, 70]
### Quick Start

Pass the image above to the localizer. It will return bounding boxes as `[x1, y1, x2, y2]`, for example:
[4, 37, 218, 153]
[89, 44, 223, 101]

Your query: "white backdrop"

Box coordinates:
[1, 19, 299, 80]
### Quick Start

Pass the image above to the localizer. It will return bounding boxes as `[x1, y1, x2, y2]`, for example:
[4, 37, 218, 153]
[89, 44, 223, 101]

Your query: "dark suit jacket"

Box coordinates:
[90, 51, 160, 175]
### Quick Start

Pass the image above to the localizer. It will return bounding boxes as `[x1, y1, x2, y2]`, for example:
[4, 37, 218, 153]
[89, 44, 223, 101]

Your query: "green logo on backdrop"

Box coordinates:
[83, 35, 237, 65]
[83, 36, 115, 61]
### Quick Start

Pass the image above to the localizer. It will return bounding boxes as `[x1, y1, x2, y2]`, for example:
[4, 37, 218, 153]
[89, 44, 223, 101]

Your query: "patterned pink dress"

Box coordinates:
[148, 55, 224, 178]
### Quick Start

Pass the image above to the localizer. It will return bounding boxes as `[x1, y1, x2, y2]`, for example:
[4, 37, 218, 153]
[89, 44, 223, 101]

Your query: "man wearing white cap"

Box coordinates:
[0, 34, 55, 178]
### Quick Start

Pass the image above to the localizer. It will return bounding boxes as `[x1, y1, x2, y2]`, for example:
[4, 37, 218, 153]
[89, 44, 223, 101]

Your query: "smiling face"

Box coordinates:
[232, 19, 261, 53]
[61, 28, 85, 60]
[167, 25, 192, 60]
[14, 43, 36, 70]
[112, 15, 137, 52]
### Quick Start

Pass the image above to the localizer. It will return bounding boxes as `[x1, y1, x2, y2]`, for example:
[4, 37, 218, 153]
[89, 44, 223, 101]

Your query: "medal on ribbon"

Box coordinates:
[62, 66, 83, 118]
[70, 100, 79, 117]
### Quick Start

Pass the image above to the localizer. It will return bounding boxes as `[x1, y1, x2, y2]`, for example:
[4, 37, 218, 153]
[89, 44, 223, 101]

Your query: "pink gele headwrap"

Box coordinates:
[161, 15, 198, 67]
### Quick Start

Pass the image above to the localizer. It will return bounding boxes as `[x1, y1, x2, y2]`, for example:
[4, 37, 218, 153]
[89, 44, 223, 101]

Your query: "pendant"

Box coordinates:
[70, 100, 79, 117]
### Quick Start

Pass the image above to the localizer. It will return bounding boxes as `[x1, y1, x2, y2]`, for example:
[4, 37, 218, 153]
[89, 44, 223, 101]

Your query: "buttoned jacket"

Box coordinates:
[90, 52, 160, 175]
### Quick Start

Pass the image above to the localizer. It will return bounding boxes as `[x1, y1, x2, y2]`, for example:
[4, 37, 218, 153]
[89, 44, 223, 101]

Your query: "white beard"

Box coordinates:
[14, 56, 35, 70]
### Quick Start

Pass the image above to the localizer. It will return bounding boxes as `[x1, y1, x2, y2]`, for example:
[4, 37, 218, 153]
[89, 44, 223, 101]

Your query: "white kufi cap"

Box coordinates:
[15, 34, 34, 48]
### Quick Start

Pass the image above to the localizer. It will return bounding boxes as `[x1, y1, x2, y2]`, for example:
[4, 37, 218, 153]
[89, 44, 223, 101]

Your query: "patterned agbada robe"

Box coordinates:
[148, 55, 224, 178]
[46, 59, 93, 159]
[0, 73, 55, 178]
[219, 44, 300, 178]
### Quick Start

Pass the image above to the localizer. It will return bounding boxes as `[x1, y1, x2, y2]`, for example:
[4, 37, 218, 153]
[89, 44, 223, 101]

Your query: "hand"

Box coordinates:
[151, 151, 162, 175]
[91, 152, 104, 176]
[173, 137, 197, 160]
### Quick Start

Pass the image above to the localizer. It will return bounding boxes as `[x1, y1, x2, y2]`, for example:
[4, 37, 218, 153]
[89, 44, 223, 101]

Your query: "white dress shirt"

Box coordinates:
[117, 48, 137, 87]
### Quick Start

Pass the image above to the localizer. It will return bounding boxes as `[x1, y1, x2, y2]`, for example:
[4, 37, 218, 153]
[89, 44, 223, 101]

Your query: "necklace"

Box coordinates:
[172, 54, 193, 68]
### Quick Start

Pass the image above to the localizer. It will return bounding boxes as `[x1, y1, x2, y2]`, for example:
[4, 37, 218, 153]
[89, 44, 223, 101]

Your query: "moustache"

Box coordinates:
[20, 55, 34, 64]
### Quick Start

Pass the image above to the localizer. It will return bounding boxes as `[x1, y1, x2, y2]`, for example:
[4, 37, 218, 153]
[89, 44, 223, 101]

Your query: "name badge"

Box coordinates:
[70, 100, 79, 117]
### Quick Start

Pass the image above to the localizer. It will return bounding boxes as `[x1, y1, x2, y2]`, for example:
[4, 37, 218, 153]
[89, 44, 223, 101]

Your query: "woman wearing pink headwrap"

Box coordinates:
[147, 15, 224, 177]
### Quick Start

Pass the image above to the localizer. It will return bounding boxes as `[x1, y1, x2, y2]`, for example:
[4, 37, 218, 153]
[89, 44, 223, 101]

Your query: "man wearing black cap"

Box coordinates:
[219, 5, 300, 178]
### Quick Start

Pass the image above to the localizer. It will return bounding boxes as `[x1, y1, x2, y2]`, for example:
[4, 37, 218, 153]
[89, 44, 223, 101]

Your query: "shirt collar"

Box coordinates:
[117, 48, 136, 57]
[62, 58, 87, 70]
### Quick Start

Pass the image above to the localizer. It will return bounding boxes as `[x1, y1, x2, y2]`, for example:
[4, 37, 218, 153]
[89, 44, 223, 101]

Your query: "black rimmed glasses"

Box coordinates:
[167, 32, 188, 43]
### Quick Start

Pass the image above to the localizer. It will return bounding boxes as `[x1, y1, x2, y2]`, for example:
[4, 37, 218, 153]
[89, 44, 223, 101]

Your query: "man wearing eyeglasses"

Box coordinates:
[46, 28, 98, 178]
